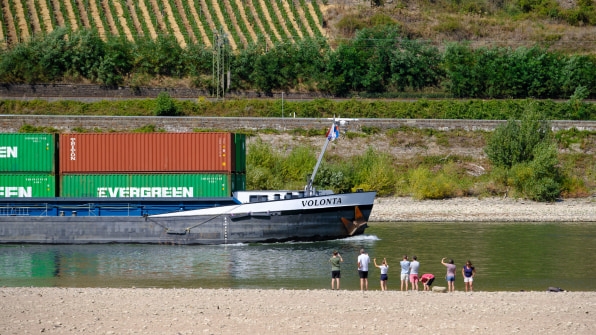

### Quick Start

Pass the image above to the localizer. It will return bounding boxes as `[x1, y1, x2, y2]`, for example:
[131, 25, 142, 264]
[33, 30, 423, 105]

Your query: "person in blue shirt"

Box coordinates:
[399, 255, 410, 291]
[462, 260, 476, 292]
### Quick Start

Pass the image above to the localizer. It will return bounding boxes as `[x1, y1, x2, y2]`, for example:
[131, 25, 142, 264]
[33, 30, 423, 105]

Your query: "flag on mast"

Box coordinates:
[326, 123, 339, 141]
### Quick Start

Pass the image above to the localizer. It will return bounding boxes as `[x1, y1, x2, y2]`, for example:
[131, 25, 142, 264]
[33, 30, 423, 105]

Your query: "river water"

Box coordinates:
[1, 222, 595, 292]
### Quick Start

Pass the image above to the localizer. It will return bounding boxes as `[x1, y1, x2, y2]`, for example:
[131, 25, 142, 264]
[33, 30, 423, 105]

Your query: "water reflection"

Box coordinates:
[0, 223, 594, 291]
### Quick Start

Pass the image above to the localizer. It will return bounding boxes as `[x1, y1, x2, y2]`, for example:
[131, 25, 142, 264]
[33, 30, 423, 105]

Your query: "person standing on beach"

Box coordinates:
[409, 255, 420, 291]
[373, 257, 389, 291]
[357, 249, 370, 291]
[462, 260, 476, 292]
[329, 251, 343, 290]
[400, 255, 410, 291]
[441, 257, 456, 292]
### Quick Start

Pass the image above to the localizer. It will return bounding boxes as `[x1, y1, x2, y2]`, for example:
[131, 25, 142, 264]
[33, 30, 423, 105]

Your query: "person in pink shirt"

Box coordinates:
[420, 273, 435, 291]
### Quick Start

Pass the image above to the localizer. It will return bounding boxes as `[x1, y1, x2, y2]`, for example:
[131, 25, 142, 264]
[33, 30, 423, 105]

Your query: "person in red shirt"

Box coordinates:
[420, 273, 435, 291]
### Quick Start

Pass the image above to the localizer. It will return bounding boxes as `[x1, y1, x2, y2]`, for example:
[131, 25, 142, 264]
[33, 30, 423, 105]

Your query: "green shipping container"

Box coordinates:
[232, 173, 246, 191]
[233, 134, 246, 173]
[0, 134, 55, 173]
[60, 173, 239, 198]
[0, 174, 56, 197]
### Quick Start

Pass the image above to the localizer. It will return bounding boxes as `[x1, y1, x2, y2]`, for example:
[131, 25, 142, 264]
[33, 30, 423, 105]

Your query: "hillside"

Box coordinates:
[1, 0, 594, 53]
[0, 0, 326, 49]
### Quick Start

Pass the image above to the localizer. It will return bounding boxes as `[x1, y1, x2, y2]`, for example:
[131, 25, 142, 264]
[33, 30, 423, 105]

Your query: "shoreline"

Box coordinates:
[1, 287, 594, 334]
[369, 196, 596, 222]
[2, 198, 595, 334]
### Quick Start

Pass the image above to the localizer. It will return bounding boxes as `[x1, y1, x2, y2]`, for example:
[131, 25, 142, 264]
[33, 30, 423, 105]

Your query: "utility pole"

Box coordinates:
[212, 28, 230, 100]
[281, 92, 284, 130]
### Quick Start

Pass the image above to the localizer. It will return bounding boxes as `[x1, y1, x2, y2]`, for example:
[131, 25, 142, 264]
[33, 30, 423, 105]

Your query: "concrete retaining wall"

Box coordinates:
[1, 115, 595, 133]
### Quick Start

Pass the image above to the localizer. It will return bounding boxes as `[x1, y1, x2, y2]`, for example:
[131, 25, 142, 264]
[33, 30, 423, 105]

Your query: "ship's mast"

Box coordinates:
[304, 118, 356, 196]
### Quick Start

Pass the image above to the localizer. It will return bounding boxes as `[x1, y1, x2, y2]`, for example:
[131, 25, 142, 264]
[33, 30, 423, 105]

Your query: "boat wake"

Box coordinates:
[341, 234, 380, 242]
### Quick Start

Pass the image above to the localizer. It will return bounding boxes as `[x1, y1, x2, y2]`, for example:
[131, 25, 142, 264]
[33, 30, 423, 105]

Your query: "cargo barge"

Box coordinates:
[0, 119, 376, 244]
[0, 190, 375, 244]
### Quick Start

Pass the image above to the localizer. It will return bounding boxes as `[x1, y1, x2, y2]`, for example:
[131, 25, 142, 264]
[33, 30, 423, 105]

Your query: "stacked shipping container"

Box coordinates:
[0, 133, 246, 198]
[58, 133, 246, 198]
[0, 134, 56, 197]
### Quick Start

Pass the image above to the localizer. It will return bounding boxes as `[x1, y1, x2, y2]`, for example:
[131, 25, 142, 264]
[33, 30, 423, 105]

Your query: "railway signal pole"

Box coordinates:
[212, 28, 230, 100]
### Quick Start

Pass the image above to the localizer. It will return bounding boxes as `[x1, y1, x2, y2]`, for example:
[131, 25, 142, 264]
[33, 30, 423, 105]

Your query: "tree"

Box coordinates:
[485, 107, 563, 201]
[98, 36, 134, 87]
[485, 108, 551, 168]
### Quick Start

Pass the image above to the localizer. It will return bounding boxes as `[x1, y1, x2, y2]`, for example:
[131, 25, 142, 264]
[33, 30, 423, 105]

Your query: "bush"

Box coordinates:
[350, 147, 397, 195]
[409, 167, 456, 200]
[485, 107, 552, 168]
[154, 92, 180, 116]
[485, 108, 564, 201]
[508, 142, 562, 201]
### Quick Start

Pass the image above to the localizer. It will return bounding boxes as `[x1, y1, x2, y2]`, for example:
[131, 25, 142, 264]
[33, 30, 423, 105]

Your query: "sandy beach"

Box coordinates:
[1, 287, 594, 334]
[2, 196, 595, 334]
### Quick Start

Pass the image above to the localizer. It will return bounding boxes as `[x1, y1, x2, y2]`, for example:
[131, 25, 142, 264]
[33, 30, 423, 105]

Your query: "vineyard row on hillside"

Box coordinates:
[0, 0, 327, 49]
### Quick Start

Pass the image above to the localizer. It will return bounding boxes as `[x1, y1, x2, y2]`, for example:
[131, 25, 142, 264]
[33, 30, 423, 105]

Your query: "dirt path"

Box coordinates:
[50, 0, 65, 27]
[222, 0, 248, 47]
[187, 0, 211, 47]
[13, 0, 31, 40]
[173, 0, 197, 44]
[37, 0, 55, 32]
[234, 0, 258, 44]
[125, 0, 144, 38]
[265, 0, 294, 40]
[99, 0, 119, 36]
[208, 0, 238, 49]
[280, 0, 306, 38]
[246, 0, 276, 45]
[25, 0, 42, 34]
[75, 0, 91, 29]
[306, 1, 325, 36]
[112, 0, 134, 41]
[160, 0, 187, 47]
[197, 1, 217, 40]
[255, 0, 283, 42]
[88, 0, 106, 41]
[0, 0, 16, 44]
[147, 0, 167, 32]
[137, 0, 157, 39]
[62, 0, 78, 29]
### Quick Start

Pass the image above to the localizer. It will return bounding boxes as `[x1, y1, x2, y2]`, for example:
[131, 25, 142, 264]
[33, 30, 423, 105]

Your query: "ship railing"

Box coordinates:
[0, 203, 137, 217]
[53, 203, 139, 216]
[0, 206, 30, 216]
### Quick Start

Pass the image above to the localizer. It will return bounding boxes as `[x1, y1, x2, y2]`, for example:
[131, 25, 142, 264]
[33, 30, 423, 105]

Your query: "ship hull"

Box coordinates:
[0, 192, 375, 245]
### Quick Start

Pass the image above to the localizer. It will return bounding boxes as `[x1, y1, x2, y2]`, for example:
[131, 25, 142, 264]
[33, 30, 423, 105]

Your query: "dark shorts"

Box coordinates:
[426, 278, 435, 286]
[358, 270, 368, 279]
[380, 274, 388, 281]
[331, 270, 341, 279]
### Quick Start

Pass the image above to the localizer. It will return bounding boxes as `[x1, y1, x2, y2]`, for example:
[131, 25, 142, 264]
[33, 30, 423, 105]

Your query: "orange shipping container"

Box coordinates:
[59, 133, 234, 173]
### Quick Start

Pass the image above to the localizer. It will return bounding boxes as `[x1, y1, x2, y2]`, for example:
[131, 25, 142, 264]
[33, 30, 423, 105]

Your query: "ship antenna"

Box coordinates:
[304, 117, 357, 196]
